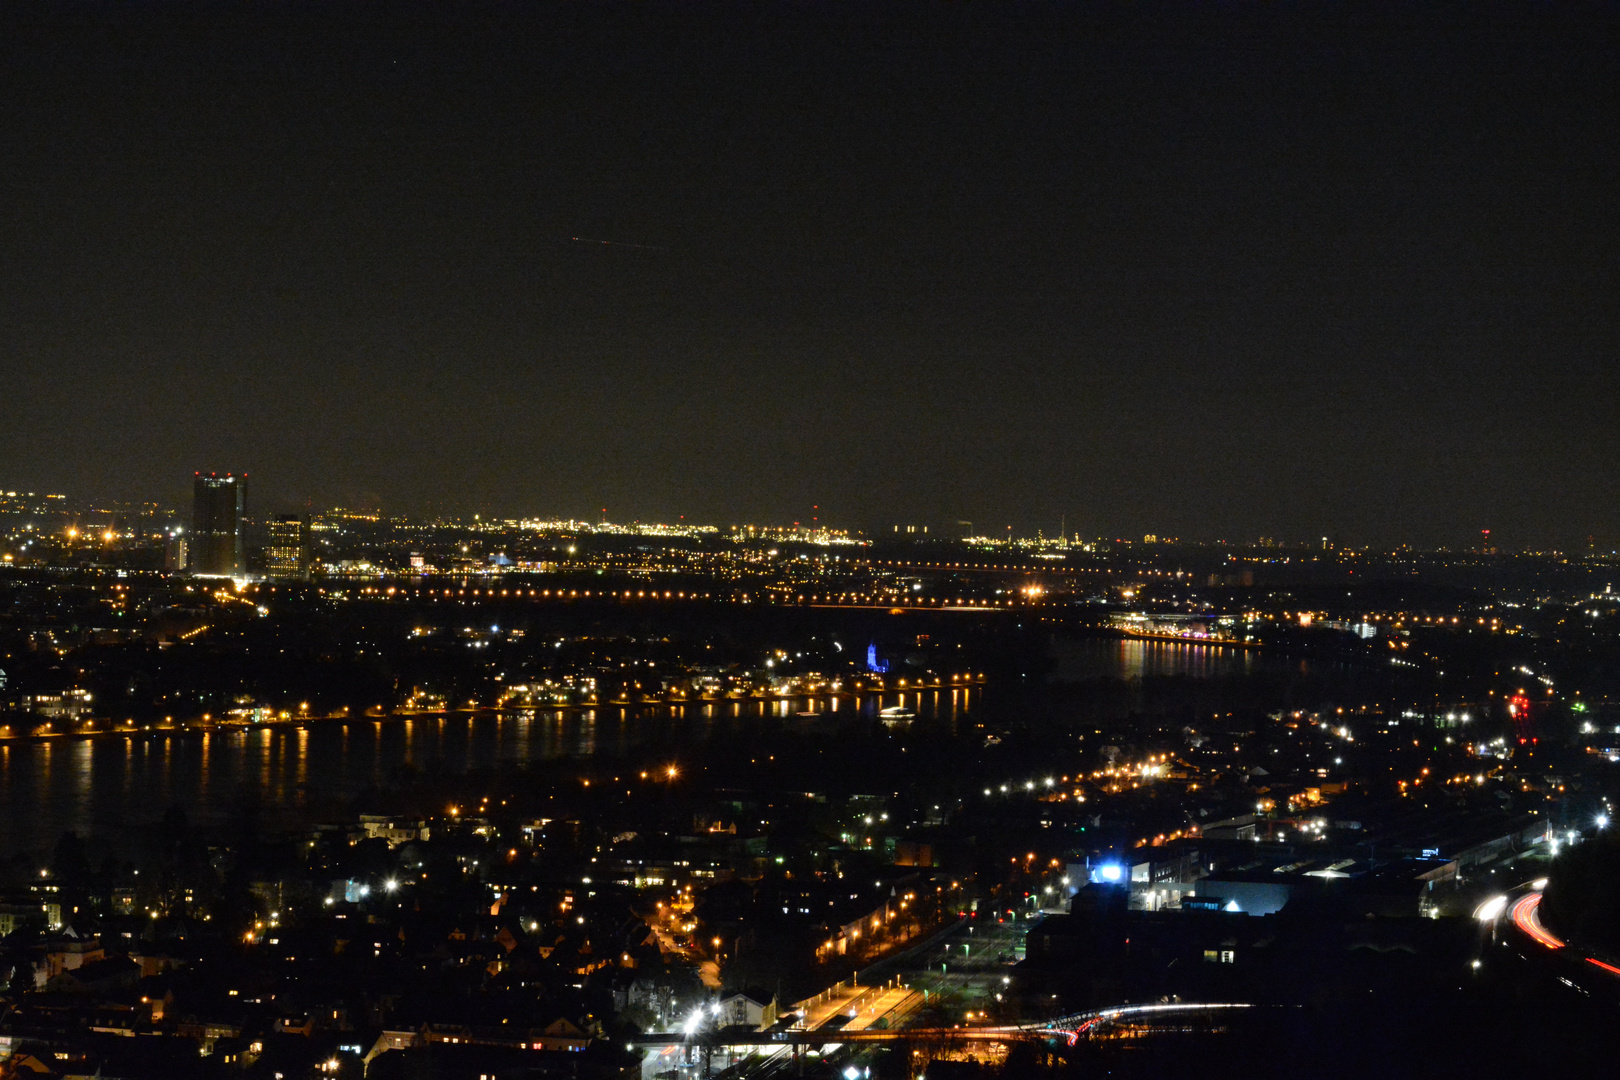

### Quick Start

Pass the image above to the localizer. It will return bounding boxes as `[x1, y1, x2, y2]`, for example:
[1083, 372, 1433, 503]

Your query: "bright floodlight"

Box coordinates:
[1598, 814, 1610, 830]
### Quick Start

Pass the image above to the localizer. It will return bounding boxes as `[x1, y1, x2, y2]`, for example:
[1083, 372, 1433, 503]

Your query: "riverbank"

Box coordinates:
[0, 676, 986, 744]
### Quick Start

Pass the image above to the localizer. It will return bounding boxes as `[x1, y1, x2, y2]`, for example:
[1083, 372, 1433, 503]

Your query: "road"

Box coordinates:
[1510, 892, 1564, 950]
[1496, 887, 1620, 995]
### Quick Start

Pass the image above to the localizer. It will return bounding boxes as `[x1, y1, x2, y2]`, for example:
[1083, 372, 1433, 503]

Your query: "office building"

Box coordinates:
[163, 528, 188, 573]
[266, 515, 311, 579]
[191, 473, 246, 578]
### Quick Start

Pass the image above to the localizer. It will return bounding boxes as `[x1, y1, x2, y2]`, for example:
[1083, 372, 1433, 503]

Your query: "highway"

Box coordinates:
[1496, 886, 1620, 994]
[1510, 892, 1564, 950]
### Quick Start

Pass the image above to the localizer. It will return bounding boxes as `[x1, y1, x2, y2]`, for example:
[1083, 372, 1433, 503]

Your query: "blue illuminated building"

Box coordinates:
[866, 643, 889, 674]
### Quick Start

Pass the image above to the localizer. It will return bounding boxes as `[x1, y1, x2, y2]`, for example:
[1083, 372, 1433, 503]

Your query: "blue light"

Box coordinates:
[1094, 863, 1124, 883]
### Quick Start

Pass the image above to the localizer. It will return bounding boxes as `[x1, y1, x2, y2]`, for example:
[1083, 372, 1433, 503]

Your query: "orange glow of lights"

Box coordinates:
[1511, 893, 1563, 950]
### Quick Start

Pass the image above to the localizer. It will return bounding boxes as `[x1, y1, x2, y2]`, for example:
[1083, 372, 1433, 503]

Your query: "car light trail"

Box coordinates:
[1511, 893, 1564, 950]
[1586, 958, 1620, 976]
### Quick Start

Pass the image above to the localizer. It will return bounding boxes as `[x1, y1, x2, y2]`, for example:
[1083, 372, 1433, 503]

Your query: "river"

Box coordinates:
[0, 686, 980, 856]
[0, 639, 1344, 856]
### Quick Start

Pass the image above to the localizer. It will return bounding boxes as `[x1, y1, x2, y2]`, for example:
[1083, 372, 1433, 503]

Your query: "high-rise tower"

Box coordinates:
[163, 526, 189, 572]
[265, 515, 311, 579]
[191, 473, 246, 577]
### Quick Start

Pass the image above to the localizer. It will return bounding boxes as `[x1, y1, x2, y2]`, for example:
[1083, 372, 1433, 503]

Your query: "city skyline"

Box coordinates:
[1, 7, 1615, 548]
[0, 471, 1605, 555]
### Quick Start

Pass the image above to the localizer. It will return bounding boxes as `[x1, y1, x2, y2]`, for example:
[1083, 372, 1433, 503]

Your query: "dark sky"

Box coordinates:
[2, 4, 1616, 547]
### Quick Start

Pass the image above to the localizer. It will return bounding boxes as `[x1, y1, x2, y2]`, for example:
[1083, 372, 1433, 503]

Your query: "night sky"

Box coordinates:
[2, 5, 1616, 547]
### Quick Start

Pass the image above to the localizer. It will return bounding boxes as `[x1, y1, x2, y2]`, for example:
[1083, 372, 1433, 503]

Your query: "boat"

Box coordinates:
[879, 705, 916, 725]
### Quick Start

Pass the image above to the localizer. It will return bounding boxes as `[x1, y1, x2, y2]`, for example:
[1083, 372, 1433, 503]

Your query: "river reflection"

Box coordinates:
[0, 687, 977, 855]
[0, 639, 1338, 855]
[1050, 636, 1326, 682]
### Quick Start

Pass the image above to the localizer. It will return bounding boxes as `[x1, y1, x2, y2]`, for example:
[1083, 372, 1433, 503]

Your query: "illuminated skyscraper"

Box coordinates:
[191, 473, 246, 577]
[163, 527, 188, 573]
[265, 515, 311, 579]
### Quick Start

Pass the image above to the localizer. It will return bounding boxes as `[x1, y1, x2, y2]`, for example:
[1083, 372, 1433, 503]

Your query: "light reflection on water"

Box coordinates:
[1050, 637, 1326, 682]
[2, 638, 1320, 857]
[0, 688, 978, 855]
